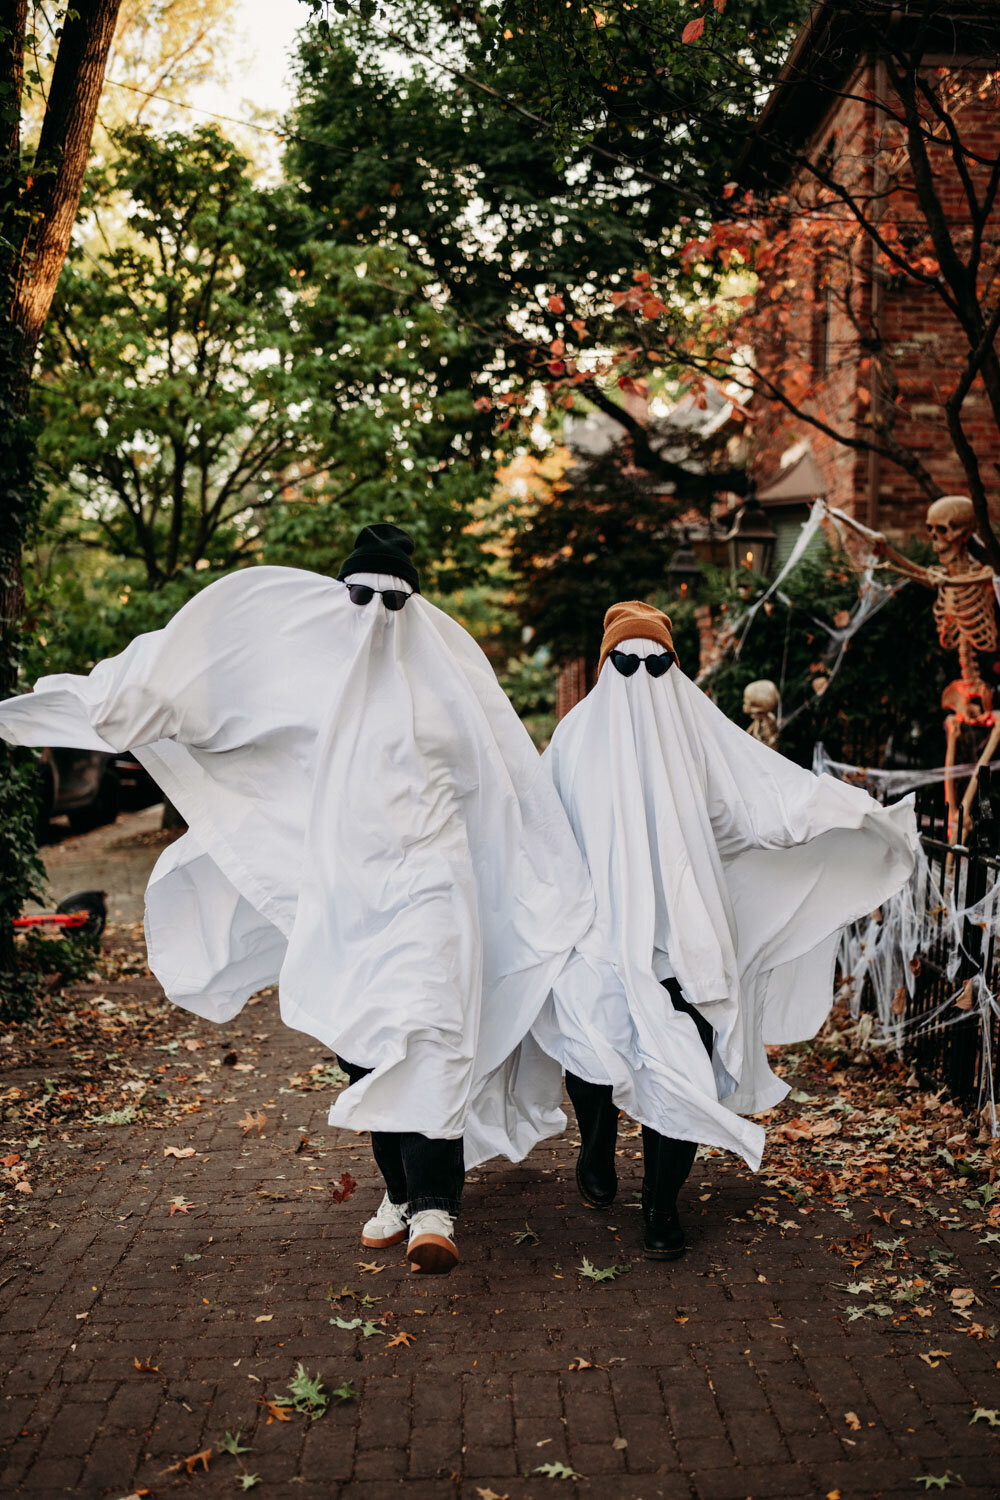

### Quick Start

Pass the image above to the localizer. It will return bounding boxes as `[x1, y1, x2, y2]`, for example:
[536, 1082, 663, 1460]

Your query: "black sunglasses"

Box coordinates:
[346, 583, 411, 611]
[610, 648, 675, 679]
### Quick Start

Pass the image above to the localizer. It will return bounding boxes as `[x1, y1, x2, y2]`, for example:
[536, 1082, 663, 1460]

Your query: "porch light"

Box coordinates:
[726, 483, 776, 577]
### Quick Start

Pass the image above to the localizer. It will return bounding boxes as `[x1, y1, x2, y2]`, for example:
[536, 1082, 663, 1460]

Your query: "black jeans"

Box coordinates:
[338, 1059, 464, 1218]
[566, 978, 715, 1221]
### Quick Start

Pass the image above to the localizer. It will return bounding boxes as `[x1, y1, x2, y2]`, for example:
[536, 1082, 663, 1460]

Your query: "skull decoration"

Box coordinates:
[927, 495, 975, 567]
[743, 679, 780, 748]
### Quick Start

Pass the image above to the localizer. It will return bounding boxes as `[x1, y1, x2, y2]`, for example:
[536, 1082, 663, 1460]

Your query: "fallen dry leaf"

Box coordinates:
[255, 1315, 273, 1323]
[386, 1331, 416, 1348]
[331, 1172, 357, 1204]
[163, 1146, 195, 1159]
[568, 1357, 598, 1371]
[132, 1356, 159, 1373]
[239, 1109, 267, 1136]
[611, 1436, 628, 1450]
[475, 1490, 509, 1500]
[263, 1400, 293, 1425]
[356, 1262, 386, 1274]
[160, 1447, 211, 1476]
[844, 1412, 861, 1431]
[182, 1038, 204, 1052]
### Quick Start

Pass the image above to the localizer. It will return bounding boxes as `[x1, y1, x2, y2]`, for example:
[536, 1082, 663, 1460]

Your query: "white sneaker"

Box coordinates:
[407, 1208, 459, 1275]
[361, 1191, 409, 1249]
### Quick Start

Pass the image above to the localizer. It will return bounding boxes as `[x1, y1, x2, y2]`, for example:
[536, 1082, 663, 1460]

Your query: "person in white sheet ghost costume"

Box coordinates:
[0, 523, 594, 1275]
[532, 601, 918, 1261]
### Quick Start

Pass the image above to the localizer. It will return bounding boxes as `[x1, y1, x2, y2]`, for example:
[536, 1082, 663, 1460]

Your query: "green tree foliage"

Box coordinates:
[28, 123, 494, 669]
[507, 445, 680, 666]
[289, 1, 804, 482]
[23, 1, 235, 139]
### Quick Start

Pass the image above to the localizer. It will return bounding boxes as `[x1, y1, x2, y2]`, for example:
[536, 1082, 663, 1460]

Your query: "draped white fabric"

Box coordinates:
[532, 641, 918, 1170]
[0, 566, 595, 1167]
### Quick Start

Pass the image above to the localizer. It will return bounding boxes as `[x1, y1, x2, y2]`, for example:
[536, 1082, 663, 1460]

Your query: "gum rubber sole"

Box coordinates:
[361, 1227, 408, 1249]
[643, 1244, 686, 1261]
[407, 1233, 459, 1275]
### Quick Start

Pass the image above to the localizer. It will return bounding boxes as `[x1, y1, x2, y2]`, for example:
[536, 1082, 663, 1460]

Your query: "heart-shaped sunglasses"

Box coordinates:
[610, 648, 675, 678]
[346, 583, 411, 611]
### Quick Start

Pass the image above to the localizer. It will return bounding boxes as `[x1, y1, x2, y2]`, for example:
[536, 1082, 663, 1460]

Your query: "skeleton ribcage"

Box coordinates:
[934, 582, 998, 655]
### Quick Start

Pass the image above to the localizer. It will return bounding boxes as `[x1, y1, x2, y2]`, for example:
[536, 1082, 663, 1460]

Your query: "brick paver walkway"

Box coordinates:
[36, 805, 175, 925]
[1, 958, 998, 1498]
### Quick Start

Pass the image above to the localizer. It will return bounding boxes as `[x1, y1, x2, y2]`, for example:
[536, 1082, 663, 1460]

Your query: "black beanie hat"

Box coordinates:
[337, 522, 420, 593]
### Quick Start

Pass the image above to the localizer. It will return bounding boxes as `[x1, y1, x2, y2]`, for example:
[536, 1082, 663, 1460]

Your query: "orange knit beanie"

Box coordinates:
[598, 600, 676, 675]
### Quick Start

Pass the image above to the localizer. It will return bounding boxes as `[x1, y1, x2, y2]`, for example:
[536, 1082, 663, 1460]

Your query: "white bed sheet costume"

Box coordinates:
[0, 539, 595, 1181]
[532, 604, 919, 1174]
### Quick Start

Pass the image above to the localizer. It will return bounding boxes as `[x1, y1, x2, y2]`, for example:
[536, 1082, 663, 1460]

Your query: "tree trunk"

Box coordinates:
[12, 1, 123, 354]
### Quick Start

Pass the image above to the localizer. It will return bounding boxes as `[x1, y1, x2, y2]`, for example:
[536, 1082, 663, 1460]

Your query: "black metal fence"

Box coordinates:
[868, 769, 1000, 1121]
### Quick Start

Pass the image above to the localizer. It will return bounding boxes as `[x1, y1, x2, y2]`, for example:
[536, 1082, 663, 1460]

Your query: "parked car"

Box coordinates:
[111, 752, 160, 811]
[37, 747, 121, 837]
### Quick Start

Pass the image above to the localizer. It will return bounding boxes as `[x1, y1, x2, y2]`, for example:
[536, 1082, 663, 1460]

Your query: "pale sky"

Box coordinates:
[198, 0, 306, 124]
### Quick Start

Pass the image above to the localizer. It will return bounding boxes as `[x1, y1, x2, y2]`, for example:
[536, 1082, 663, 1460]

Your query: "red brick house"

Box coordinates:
[740, 1, 1000, 556]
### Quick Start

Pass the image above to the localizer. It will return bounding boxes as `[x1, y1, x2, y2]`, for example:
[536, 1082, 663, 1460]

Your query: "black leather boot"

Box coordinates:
[641, 1126, 696, 1260]
[565, 1072, 619, 1209]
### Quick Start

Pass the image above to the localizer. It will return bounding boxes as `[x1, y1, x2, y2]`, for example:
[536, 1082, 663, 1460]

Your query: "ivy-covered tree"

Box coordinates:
[1, 1, 123, 989]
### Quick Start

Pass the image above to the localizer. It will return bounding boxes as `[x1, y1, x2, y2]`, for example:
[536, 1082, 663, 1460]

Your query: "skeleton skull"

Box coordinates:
[743, 679, 780, 716]
[927, 495, 975, 564]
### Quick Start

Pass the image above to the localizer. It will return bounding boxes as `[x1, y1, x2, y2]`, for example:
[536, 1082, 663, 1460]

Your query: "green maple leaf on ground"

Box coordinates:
[330, 1314, 382, 1338]
[274, 1364, 330, 1421]
[331, 1381, 358, 1403]
[533, 1462, 582, 1479]
[915, 1473, 961, 1490]
[577, 1257, 629, 1283]
[236, 1475, 261, 1491]
[512, 1222, 540, 1245]
[846, 1303, 893, 1321]
[218, 1431, 251, 1456]
[89, 1106, 137, 1126]
[970, 1407, 1000, 1427]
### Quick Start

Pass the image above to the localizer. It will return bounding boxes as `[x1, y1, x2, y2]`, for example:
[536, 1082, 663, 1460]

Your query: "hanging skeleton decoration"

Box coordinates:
[743, 679, 780, 748]
[924, 497, 999, 703]
[835, 496, 1000, 837]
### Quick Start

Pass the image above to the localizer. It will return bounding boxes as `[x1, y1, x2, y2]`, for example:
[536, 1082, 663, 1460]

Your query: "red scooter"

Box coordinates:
[13, 889, 107, 946]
